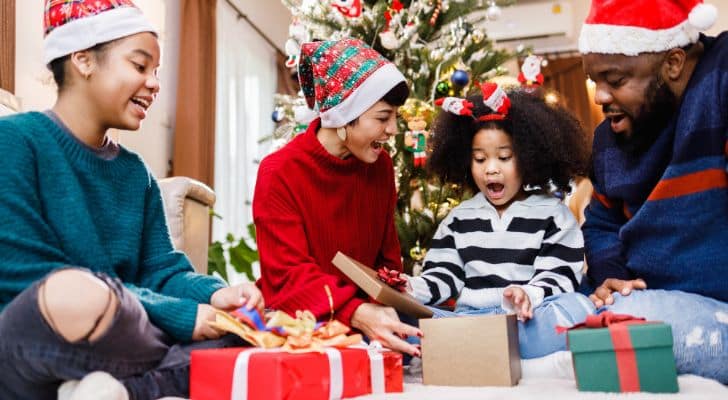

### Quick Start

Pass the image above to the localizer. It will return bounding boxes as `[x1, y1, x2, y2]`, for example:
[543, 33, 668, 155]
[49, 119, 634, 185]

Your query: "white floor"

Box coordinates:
[354, 375, 728, 400]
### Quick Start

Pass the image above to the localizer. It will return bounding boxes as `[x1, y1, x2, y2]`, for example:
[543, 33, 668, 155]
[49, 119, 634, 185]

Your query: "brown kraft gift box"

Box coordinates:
[332, 252, 521, 387]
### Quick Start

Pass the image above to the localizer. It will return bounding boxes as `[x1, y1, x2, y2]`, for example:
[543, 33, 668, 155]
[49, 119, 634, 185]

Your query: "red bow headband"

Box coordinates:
[435, 82, 511, 121]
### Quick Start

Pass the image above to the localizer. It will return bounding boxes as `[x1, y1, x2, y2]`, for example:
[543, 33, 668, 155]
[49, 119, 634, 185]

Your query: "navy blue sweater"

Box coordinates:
[583, 33, 728, 302]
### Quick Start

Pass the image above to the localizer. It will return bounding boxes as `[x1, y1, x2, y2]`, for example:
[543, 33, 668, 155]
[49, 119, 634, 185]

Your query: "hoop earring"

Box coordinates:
[336, 127, 347, 141]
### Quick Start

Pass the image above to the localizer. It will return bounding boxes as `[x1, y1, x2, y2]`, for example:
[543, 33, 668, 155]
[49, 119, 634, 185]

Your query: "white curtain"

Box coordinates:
[213, 0, 276, 274]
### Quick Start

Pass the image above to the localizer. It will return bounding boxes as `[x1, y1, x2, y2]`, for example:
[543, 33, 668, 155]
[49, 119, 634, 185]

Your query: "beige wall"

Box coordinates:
[14, 0, 179, 177]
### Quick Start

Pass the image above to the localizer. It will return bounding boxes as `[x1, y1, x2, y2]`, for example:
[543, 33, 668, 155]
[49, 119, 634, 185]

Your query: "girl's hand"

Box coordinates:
[192, 304, 224, 341]
[211, 282, 265, 314]
[350, 303, 422, 356]
[589, 278, 647, 307]
[503, 287, 533, 321]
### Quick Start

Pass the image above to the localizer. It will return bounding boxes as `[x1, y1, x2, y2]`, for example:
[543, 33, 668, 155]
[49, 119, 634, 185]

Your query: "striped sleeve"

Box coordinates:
[409, 213, 466, 306]
[521, 205, 584, 308]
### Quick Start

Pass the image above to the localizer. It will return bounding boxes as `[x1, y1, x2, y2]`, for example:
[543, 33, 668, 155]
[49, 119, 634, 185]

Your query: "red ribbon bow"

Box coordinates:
[556, 312, 645, 334]
[377, 267, 407, 292]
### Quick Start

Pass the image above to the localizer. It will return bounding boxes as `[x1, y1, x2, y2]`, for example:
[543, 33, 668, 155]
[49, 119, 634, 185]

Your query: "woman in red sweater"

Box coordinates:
[253, 38, 421, 356]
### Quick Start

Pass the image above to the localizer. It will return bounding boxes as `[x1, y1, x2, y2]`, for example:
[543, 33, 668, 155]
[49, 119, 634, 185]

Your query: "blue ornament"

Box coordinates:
[450, 69, 470, 87]
[271, 109, 284, 123]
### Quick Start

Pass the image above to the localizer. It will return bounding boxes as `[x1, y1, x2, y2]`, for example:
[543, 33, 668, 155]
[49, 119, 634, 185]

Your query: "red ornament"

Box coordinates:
[331, 0, 362, 18]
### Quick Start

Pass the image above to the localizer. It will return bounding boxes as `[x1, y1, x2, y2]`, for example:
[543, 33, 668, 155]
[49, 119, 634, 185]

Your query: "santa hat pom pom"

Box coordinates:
[689, 3, 717, 31]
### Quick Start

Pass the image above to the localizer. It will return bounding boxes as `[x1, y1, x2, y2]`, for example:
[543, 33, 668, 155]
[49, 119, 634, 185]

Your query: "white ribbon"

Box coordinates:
[231, 348, 282, 400]
[366, 341, 386, 395]
[324, 348, 344, 399]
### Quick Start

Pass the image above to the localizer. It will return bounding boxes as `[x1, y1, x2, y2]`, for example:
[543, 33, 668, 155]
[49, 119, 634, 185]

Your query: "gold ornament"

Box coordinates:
[409, 242, 426, 262]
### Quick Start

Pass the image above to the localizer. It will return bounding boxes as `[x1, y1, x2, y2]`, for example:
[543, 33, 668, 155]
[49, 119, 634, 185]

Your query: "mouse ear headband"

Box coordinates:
[435, 82, 510, 121]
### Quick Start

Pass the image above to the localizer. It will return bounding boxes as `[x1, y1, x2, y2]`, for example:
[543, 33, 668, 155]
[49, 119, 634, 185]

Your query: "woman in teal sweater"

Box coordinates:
[0, 2, 263, 399]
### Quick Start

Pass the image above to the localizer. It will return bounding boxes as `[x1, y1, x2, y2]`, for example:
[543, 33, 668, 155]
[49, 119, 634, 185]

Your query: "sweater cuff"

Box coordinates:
[335, 297, 366, 327]
[501, 284, 545, 313]
[147, 297, 199, 342]
[408, 276, 434, 305]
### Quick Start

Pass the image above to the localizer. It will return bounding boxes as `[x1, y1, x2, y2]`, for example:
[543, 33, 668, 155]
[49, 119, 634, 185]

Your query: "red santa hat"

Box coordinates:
[43, 0, 156, 65]
[579, 0, 717, 56]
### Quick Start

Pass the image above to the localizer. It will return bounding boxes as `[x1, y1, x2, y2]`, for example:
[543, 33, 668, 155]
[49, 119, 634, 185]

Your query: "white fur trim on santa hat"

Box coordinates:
[579, 19, 699, 56]
[319, 63, 406, 128]
[44, 6, 156, 65]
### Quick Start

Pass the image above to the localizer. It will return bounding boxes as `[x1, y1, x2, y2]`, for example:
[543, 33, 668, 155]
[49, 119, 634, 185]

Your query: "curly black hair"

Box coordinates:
[428, 89, 590, 194]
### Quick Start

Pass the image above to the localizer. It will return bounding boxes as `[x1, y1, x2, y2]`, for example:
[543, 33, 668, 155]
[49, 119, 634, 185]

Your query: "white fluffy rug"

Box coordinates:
[354, 375, 728, 400]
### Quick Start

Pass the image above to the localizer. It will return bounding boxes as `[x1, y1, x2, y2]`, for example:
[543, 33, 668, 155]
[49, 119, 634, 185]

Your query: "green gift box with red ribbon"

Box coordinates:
[566, 312, 679, 393]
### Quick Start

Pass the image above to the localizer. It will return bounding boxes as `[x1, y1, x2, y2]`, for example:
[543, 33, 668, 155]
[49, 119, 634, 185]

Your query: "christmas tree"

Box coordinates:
[274, 0, 520, 274]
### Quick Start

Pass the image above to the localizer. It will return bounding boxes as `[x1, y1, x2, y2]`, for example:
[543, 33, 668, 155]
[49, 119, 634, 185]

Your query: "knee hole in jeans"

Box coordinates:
[37, 269, 118, 343]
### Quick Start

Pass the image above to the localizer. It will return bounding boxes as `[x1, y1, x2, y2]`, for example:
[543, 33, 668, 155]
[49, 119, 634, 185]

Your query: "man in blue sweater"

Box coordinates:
[579, 0, 727, 382]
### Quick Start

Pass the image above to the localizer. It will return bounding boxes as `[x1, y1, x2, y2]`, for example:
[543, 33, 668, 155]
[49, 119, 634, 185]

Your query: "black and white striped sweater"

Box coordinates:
[409, 193, 584, 311]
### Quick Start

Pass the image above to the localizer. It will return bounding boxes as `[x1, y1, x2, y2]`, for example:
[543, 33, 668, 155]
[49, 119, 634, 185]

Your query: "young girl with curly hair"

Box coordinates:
[406, 84, 596, 359]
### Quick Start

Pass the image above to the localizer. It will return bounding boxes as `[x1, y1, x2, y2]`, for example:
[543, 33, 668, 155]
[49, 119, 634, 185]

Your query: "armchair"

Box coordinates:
[158, 177, 215, 274]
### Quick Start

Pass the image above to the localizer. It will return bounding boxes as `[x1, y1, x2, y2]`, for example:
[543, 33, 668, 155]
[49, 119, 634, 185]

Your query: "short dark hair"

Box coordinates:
[48, 40, 115, 90]
[428, 90, 590, 194]
[348, 81, 410, 125]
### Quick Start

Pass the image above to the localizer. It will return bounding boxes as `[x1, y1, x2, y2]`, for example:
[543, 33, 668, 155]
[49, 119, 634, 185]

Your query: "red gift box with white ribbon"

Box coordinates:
[190, 345, 403, 400]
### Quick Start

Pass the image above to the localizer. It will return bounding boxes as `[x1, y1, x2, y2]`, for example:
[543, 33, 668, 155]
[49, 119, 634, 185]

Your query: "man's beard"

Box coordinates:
[613, 77, 678, 155]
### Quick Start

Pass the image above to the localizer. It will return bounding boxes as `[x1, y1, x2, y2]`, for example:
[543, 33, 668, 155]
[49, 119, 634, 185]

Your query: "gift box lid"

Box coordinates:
[568, 323, 673, 353]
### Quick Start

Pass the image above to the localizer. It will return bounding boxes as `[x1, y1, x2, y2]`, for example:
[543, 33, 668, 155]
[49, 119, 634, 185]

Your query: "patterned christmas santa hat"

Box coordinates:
[579, 0, 717, 56]
[298, 38, 406, 128]
[43, 0, 156, 65]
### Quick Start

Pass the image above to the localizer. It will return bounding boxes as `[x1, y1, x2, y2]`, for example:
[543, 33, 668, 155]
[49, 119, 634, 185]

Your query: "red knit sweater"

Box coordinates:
[253, 119, 402, 326]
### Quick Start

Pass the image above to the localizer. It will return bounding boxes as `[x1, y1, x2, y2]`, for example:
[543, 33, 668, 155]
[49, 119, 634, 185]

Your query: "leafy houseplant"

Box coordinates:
[207, 220, 258, 283]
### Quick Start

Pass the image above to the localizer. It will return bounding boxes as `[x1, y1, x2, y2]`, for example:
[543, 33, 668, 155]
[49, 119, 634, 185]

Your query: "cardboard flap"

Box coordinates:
[568, 323, 674, 353]
[331, 252, 433, 318]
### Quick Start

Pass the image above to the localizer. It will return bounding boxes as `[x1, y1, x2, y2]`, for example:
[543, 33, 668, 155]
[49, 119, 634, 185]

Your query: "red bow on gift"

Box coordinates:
[556, 312, 646, 334]
[377, 267, 408, 292]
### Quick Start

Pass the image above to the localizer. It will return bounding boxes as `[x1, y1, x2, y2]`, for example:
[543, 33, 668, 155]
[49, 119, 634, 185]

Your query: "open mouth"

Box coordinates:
[486, 182, 505, 200]
[130, 96, 151, 116]
[606, 113, 628, 134]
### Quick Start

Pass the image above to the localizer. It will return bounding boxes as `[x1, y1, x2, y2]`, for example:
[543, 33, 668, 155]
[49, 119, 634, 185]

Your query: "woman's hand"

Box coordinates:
[503, 286, 533, 321]
[350, 303, 422, 356]
[192, 304, 224, 341]
[210, 282, 265, 313]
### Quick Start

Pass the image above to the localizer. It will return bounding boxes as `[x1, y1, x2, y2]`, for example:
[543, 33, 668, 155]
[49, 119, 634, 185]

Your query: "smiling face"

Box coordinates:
[342, 100, 399, 163]
[471, 128, 525, 215]
[582, 52, 677, 152]
[88, 32, 161, 131]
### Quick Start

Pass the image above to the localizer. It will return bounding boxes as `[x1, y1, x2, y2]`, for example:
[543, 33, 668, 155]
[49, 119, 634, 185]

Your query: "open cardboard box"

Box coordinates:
[332, 251, 521, 387]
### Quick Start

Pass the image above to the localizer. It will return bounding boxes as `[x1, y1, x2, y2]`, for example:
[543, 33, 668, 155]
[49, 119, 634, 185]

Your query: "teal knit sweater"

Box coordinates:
[0, 112, 226, 342]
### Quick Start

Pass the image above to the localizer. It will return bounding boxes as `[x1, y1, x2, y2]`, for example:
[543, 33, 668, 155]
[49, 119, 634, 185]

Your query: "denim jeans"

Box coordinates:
[604, 290, 728, 383]
[429, 292, 596, 359]
[0, 270, 245, 400]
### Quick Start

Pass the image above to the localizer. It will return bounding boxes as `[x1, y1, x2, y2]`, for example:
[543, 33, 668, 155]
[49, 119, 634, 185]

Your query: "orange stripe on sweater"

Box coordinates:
[593, 191, 613, 208]
[648, 169, 728, 201]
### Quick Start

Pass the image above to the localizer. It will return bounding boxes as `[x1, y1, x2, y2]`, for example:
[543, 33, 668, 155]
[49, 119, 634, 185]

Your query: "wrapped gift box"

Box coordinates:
[190, 346, 403, 400]
[567, 313, 678, 393]
[420, 314, 521, 387]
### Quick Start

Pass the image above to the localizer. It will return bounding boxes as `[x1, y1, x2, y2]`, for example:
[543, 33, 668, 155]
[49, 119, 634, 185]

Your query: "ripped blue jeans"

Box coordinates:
[603, 290, 728, 383]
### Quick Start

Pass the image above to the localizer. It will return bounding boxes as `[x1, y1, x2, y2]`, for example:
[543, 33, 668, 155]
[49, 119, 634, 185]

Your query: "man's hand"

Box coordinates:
[589, 278, 647, 307]
[350, 303, 422, 357]
[192, 304, 224, 341]
[211, 282, 265, 313]
[503, 286, 533, 321]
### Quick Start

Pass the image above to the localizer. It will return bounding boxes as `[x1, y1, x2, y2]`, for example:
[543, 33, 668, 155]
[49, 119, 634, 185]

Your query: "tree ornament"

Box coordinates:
[435, 81, 450, 96]
[429, 0, 442, 25]
[471, 29, 484, 44]
[518, 54, 545, 89]
[400, 98, 434, 169]
[409, 242, 426, 262]
[486, 2, 501, 21]
[271, 108, 284, 123]
[450, 69, 469, 87]
[331, 0, 362, 18]
[430, 48, 444, 61]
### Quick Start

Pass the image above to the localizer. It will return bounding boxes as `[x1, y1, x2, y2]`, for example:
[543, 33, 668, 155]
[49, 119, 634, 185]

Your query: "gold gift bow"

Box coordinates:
[209, 285, 363, 353]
